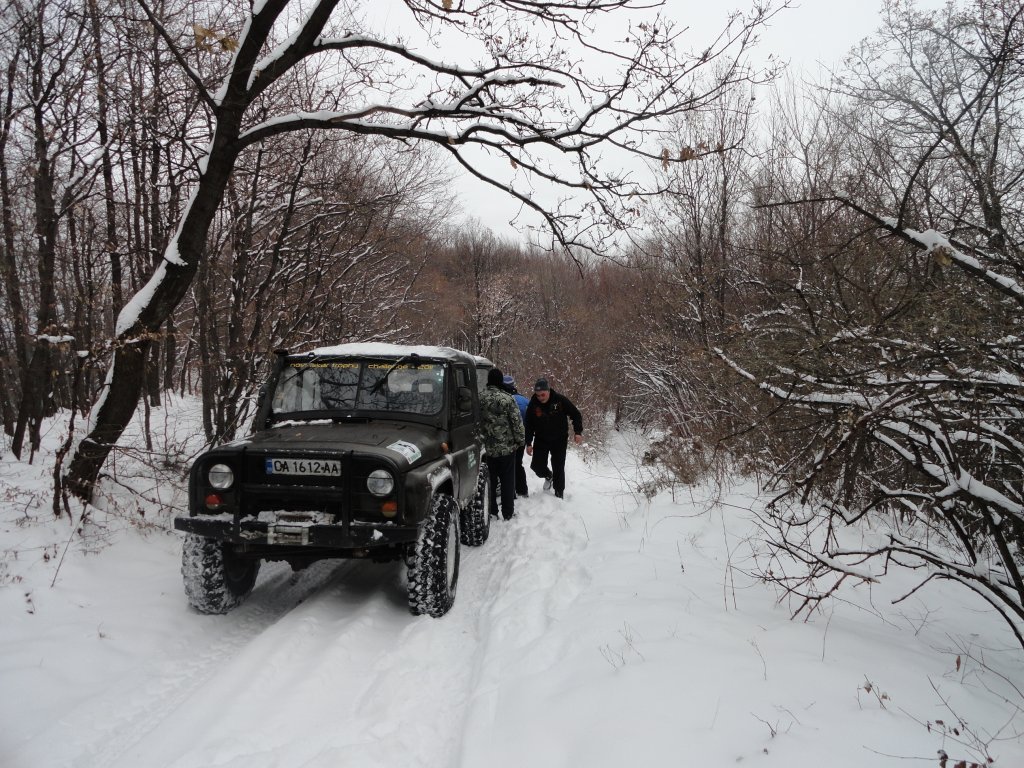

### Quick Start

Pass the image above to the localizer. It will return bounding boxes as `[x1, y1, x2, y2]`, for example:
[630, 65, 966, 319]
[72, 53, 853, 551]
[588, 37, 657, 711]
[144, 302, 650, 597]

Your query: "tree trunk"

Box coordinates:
[0, 52, 29, 390]
[197, 254, 217, 441]
[88, 0, 123, 311]
[146, 342, 161, 408]
[14, 72, 64, 457]
[163, 315, 177, 393]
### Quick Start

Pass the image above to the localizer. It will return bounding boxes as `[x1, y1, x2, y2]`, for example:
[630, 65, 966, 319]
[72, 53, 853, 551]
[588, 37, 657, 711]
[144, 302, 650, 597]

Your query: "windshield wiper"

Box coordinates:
[369, 353, 421, 394]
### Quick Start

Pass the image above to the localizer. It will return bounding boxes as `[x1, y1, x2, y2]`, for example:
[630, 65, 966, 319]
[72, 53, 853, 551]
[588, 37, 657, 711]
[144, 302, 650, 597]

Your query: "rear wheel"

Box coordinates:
[181, 534, 260, 614]
[460, 464, 491, 546]
[408, 494, 460, 617]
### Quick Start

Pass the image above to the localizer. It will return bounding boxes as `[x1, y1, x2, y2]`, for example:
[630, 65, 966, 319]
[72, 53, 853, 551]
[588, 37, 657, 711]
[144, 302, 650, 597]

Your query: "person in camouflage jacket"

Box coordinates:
[480, 367, 526, 520]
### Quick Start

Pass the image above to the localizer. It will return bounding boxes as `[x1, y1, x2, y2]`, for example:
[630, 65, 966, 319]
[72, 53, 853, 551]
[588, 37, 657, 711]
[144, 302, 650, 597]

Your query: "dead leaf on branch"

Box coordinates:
[661, 147, 670, 170]
[193, 23, 215, 50]
[679, 146, 695, 161]
[193, 23, 237, 54]
[442, 0, 453, 9]
[932, 245, 953, 266]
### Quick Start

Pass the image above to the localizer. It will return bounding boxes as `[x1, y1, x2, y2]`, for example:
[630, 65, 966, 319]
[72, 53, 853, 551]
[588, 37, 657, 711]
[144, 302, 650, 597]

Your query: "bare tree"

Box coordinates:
[0, 26, 28, 435]
[614, 80, 759, 486]
[3, 0, 99, 459]
[193, 130, 445, 442]
[433, 229, 525, 358]
[717, 0, 1024, 647]
[64, 0, 780, 498]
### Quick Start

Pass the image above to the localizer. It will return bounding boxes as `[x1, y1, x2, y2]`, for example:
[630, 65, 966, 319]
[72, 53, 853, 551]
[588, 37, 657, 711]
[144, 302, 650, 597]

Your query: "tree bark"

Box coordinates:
[0, 77, 27, 436]
[88, 0, 123, 311]
[13, 38, 64, 457]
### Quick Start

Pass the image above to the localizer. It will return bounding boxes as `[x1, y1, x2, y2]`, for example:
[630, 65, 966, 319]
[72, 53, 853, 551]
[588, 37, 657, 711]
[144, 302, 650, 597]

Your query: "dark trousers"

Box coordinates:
[530, 439, 568, 494]
[487, 452, 516, 520]
[514, 445, 528, 496]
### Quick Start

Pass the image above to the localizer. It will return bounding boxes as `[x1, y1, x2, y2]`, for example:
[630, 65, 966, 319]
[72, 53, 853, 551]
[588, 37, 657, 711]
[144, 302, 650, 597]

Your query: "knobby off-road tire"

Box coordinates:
[408, 494, 460, 618]
[181, 534, 261, 614]
[460, 463, 491, 547]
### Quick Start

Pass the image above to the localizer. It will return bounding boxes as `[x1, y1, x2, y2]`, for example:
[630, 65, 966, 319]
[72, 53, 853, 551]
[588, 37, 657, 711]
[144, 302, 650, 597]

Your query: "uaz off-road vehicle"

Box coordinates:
[174, 343, 493, 618]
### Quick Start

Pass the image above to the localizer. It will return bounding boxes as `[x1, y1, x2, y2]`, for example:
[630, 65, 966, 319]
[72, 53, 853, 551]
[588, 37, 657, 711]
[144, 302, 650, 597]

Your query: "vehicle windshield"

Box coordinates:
[270, 358, 446, 419]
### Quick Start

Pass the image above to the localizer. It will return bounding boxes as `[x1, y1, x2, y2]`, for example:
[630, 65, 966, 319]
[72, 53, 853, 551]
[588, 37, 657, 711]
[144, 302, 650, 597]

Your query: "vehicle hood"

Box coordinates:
[220, 422, 447, 469]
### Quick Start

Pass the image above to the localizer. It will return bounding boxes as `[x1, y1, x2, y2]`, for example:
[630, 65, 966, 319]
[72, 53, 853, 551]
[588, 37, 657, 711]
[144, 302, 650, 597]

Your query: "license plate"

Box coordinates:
[265, 458, 341, 477]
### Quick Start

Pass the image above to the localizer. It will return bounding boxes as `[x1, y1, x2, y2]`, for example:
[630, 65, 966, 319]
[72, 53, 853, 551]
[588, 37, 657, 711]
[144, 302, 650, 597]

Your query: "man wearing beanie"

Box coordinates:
[525, 378, 583, 499]
[480, 367, 526, 520]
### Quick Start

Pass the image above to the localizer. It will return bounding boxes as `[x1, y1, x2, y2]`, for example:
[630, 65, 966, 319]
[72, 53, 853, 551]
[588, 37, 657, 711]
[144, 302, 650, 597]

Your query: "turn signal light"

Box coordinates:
[205, 493, 224, 510]
[381, 501, 398, 518]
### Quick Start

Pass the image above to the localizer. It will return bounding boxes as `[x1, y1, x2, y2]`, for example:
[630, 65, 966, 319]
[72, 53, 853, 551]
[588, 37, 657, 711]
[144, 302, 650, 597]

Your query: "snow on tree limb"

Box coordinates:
[759, 195, 1024, 308]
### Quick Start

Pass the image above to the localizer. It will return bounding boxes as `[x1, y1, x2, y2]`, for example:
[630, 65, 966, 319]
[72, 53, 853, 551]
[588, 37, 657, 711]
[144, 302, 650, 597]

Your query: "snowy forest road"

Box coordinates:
[75, 495, 589, 768]
[6, 437, 1024, 768]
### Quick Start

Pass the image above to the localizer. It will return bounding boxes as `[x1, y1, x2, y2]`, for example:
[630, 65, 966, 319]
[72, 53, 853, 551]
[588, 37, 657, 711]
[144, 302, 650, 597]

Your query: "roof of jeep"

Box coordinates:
[297, 342, 483, 366]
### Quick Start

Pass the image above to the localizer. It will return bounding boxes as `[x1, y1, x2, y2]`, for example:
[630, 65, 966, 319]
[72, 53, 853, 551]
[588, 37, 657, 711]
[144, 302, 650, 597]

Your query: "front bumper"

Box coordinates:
[174, 515, 419, 550]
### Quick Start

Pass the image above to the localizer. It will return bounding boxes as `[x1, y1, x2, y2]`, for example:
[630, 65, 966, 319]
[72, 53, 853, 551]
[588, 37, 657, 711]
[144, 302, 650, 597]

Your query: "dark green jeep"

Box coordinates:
[174, 344, 493, 618]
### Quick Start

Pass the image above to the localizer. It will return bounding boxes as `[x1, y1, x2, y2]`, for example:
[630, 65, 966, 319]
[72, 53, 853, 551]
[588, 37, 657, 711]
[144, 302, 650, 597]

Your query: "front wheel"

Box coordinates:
[181, 534, 260, 614]
[408, 494, 460, 617]
[461, 463, 491, 546]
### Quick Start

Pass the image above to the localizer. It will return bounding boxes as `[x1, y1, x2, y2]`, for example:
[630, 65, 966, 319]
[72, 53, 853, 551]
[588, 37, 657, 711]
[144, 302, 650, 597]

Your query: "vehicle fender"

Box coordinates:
[404, 457, 454, 523]
[426, 461, 453, 492]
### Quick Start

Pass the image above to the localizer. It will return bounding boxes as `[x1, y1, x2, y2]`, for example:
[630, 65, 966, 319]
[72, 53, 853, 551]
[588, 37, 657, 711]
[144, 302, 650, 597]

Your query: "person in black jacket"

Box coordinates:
[524, 378, 583, 499]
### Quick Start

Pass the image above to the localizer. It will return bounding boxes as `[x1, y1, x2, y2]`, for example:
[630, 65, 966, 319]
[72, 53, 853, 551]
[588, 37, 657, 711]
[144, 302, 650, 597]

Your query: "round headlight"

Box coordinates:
[208, 463, 234, 489]
[367, 469, 395, 497]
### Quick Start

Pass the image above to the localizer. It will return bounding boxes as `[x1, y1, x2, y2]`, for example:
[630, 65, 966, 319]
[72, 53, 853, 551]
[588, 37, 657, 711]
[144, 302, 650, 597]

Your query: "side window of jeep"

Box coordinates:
[453, 365, 474, 426]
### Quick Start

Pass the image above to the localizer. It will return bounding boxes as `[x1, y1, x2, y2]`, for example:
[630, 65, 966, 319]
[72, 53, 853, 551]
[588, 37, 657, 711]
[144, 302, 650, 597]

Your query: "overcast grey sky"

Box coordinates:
[454, 0, 940, 243]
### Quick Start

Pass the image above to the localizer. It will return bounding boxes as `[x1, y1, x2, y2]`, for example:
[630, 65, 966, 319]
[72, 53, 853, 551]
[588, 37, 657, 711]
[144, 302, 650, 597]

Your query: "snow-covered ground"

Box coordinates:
[2, 401, 1022, 767]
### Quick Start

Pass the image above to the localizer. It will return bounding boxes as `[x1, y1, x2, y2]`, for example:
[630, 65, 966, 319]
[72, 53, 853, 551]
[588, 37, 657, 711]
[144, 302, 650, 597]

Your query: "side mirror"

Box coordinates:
[456, 386, 473, 412]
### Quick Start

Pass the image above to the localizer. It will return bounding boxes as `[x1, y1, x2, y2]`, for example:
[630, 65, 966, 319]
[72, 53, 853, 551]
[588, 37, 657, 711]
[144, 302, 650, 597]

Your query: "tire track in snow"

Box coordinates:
[72, 521, 546, 768]
[59, 557, 361, 768]
[451, 486, 594, 767]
